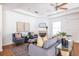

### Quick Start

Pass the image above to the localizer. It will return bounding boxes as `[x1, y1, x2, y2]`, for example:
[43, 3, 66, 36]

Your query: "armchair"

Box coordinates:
[12, 33, 25, 44]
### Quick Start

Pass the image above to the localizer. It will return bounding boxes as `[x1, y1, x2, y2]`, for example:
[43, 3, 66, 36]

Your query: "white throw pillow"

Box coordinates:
[21, 32, 28, 37]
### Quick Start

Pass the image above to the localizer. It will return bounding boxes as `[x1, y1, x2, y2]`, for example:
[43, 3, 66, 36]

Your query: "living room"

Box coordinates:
[0, 3, 79, 56]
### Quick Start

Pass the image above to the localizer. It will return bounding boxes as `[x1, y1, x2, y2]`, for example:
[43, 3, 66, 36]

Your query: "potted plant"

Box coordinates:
[56, 32, 67, 38]
[56, 32, 68, 48]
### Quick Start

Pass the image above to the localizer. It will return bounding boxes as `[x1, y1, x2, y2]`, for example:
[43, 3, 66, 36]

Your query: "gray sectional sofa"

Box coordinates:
[28, 38, 60, 56]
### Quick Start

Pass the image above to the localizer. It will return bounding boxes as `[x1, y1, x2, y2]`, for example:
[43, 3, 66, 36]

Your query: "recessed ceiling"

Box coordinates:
[3, 3, 79, 17]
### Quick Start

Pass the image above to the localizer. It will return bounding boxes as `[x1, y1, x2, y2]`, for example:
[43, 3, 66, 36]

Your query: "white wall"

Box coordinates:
[3, 9, 37, 46]
[48, 12, 79, 43]
[2, 8, 49, 46]
[3, 9, 79, 46]
[0, 5, 2, 51]
[3, 6, 79, 46]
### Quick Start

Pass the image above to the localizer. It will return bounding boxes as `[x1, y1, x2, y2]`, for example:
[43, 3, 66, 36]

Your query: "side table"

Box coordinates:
[56, 43, 72, 56]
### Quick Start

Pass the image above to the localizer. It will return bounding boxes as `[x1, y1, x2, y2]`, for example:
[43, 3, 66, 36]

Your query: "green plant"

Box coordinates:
[56, 32, 67, 37]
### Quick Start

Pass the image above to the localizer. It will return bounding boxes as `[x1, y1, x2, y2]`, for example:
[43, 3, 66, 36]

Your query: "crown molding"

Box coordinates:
[47, 7, 79, 19]
[2, 3, 79, 19]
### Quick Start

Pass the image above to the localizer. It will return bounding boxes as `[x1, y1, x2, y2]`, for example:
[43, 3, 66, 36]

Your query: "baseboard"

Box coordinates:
[74, 41, 79, 44]
[2, 42, 14, 46]
[0, 47, 3, 52]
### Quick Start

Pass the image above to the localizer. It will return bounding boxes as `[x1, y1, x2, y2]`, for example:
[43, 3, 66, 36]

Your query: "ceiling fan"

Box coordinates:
[50, 3, 68, 11]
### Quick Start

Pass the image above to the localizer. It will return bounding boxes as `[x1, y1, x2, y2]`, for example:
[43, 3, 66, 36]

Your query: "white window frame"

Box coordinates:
[52, 21, 61, 35]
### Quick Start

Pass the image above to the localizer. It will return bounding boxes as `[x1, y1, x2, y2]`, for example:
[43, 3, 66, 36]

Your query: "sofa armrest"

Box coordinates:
[43, 42, 60, 56]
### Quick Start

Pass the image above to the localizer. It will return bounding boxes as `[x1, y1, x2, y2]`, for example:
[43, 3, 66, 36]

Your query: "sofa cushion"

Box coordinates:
[43, 38, 57, 48]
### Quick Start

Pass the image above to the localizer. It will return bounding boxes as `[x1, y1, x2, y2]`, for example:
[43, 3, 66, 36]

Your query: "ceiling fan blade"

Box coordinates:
[56, 3, 67, 8]
[59, 8, 68, 10]
[55, 3, 68, 10]
[59, 3, 67, 6]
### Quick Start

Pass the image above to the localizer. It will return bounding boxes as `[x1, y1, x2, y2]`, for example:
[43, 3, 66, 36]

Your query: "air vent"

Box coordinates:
[50, 3, 54, 6]
[34, 11, 38, 14]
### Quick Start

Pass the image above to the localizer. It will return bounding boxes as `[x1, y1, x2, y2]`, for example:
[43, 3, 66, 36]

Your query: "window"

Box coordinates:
[16, 22, 30, 32]
[16, 22, 25, 32]
[52, 21, 61, 35]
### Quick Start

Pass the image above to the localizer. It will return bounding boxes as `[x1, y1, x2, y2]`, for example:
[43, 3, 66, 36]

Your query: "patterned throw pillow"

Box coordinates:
[37, 36, 44, 47]
[15, 33, 21, 39]
[37, 35, 48, 48]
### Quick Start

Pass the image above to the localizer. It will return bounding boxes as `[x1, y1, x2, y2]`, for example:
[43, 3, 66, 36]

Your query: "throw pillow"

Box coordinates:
[37, 36, 44, 47]
[43, 38, 57, 48]
[15, 33, 21, 39]
[21, 32, 28, 37]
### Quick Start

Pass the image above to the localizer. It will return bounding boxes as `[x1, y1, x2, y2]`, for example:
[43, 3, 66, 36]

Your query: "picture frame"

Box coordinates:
[39, 23, 46, 28]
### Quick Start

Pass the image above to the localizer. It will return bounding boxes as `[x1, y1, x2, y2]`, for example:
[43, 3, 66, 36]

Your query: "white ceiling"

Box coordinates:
[3, 3, 79, 17]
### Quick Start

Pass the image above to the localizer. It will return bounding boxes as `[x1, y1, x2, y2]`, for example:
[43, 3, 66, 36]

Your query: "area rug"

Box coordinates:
[11, 44, 28, 56]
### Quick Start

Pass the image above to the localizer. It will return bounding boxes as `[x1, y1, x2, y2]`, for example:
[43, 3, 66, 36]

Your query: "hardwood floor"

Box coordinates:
[0, 42, 79, 56]
[0, 44, 16, 56]
[72, 42, 79, 56]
